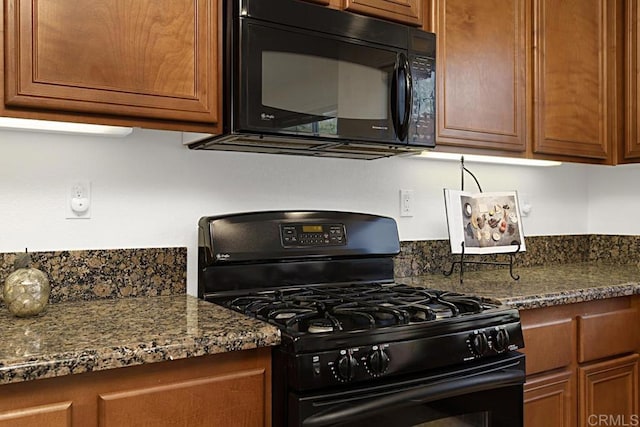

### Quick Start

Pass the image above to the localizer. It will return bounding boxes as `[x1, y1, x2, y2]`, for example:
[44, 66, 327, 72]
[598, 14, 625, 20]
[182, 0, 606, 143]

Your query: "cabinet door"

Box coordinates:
[524, 371, 575, 427]
[344, 0, 422, 26]
[0, 402, 72, 427]
[625, 0, 640, 160]
[532, 0, 618, 161]
[5, 0, 218, 124]
[578, 354, 639, 427]
[434, 0, 527, 152]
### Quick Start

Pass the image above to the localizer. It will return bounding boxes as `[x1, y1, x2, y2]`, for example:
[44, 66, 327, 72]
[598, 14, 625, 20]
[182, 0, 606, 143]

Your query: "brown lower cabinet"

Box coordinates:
[0, 347, 272, 427]
[579, 354, 639, 427]
[522, 296, 640, 427]
[524, 370, 574, 427]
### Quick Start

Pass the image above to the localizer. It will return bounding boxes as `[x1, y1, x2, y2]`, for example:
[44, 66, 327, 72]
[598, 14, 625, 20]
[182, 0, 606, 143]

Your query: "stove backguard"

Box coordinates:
[198, 211, 400, 298]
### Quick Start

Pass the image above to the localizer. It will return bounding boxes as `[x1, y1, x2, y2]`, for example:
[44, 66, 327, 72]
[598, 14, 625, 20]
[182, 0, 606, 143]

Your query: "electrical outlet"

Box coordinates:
[65, 181, 91, 219]
[400, 189, 414, 217]
[518, 192, 532, 217]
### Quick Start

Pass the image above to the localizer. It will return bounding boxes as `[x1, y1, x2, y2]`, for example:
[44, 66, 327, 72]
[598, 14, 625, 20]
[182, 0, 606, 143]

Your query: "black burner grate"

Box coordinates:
[223, 283, 498, 335]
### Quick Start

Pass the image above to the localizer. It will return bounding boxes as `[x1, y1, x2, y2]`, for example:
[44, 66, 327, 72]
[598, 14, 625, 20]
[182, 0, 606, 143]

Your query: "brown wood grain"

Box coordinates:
[4, 0, 218, 124]
[532, 0, 619, 162]
[578, 354, 639, 427]
[434, 0, 528, 152]
[0, 348, 271, 427]
[344, 0, 422, 26]
[524, 371, 575, 427]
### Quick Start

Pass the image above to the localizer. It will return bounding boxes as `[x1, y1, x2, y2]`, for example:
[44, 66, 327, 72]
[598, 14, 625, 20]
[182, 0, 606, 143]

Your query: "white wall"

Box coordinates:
[0, 128, 600, 295]
[587, 163, 640, 234]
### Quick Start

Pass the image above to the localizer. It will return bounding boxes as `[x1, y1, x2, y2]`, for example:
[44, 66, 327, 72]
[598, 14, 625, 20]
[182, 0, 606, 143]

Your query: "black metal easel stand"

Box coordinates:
[443, 157, 521, 284]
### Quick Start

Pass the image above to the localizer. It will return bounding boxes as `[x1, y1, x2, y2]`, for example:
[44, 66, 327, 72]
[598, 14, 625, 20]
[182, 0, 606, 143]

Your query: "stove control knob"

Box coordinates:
[336, 353, 358, 381]
[367, 348, 390, 376]
[469, 331, 489, 356]
[492, 328, 510, 353]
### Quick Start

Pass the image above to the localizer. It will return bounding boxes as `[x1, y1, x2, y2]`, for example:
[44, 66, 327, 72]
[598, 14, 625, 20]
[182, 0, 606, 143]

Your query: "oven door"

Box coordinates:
[290, 352, 525, 427]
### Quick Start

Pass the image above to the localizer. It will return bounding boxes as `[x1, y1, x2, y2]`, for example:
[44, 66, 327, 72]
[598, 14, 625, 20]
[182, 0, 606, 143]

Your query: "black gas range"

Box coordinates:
[198, 211, 525, 427]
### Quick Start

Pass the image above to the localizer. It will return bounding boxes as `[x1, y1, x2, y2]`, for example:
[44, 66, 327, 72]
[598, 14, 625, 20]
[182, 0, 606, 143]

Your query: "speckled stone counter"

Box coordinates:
[0, 248, 187, 305]
[398, 262, 640, 310]
[0, 295, 280, 385]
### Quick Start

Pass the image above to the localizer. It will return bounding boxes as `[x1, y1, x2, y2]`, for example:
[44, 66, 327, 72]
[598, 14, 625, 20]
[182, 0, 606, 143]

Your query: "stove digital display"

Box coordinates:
[281, 223, 346, 247]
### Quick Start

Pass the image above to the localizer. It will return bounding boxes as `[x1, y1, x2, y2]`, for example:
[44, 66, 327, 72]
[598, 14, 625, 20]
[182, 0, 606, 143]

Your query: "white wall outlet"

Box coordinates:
[66, 181, 91, 219]
[518, 192, 532, 217]
[400, 189, 414, 217]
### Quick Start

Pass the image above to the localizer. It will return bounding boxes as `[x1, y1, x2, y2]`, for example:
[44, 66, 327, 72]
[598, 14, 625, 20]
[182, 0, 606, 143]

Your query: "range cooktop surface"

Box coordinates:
[218, 282, 503, 336]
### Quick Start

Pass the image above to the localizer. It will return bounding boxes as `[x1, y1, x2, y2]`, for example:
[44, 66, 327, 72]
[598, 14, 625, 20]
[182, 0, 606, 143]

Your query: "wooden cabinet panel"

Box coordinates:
[344, 0, 422, 26]
[521, 297, 639, 427]
[0, 402, 72, 427]
[5, 0, 218, 124]
[625, 0, 640, 160]
[578, 308, 639, 363]
[435, 0, 527, 152]
[532, 0, 617, 161]
[99, 369, 266, 427]
[522, 318, 573, 375]
[524, 371, 575, 427]
[578, 354, 639, 427]
[0, 348, 271, 427]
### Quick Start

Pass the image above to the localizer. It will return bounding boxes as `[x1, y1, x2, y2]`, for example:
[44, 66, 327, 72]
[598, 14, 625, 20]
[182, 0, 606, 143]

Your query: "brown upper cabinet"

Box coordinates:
[625, 0, 640, 161]
[3, 0, 219, 132]
[344, 0, 422, 26]
[304, 0, 423, 26]
[532, 0, 620, 163]
[433, 0, 625, 164]
[433, 0, 528, 154]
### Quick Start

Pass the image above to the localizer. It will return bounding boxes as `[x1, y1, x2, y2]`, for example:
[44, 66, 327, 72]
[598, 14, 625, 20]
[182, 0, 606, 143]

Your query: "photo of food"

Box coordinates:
[444, 190, 526, 254]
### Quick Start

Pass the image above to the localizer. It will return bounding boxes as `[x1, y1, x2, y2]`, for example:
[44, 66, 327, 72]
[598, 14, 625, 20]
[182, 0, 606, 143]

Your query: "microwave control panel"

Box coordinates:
[408, 55, 436, 147]
[280, 223, 346, 247]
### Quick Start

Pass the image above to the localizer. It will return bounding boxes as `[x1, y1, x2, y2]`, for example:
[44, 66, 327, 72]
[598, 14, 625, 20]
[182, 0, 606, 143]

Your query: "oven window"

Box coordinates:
[416, 412, 489, 426]
[290, 382, 522, 427]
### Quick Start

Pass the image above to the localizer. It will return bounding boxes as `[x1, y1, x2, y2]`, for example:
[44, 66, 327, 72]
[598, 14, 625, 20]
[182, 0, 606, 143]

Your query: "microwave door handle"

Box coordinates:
[391, 53, 412, 142]
[399, 53, 412, 141]
[302, 369, 524, 427]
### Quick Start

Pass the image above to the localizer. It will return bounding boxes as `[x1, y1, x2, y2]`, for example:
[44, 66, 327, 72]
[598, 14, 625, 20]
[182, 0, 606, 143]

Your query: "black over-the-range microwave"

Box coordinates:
[187, 0, 436, 160]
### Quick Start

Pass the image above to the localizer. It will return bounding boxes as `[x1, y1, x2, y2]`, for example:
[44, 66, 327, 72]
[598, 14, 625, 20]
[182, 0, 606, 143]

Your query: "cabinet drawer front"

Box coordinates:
[522, 319, 573, 375]
[578, 308, 640, 363]
[98, 369, 267, 427]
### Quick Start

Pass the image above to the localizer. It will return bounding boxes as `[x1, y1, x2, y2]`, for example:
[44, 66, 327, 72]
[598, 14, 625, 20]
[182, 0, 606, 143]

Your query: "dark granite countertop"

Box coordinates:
[398, 262, 640, 310]
[0, 295, 280, 385]
[2, 261, 638, 386]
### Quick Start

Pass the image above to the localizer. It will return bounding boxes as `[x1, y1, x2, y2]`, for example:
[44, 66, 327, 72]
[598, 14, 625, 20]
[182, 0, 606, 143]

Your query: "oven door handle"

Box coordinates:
[302, 369, 524, 427]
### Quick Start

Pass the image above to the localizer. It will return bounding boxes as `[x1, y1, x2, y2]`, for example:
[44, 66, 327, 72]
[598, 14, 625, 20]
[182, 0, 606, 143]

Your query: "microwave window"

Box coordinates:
[243, 22, 400, 141]
[262, 51, 389, 126]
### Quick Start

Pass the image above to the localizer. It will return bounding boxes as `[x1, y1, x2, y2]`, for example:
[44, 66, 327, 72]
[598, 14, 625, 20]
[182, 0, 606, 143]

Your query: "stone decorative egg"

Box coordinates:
[3, 252, 50, 317]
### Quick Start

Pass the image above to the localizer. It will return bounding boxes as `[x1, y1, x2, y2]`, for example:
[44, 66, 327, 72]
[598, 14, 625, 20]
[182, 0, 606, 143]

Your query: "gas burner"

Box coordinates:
[219, 283, 498, 336]
[307, 319, 335, 334]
